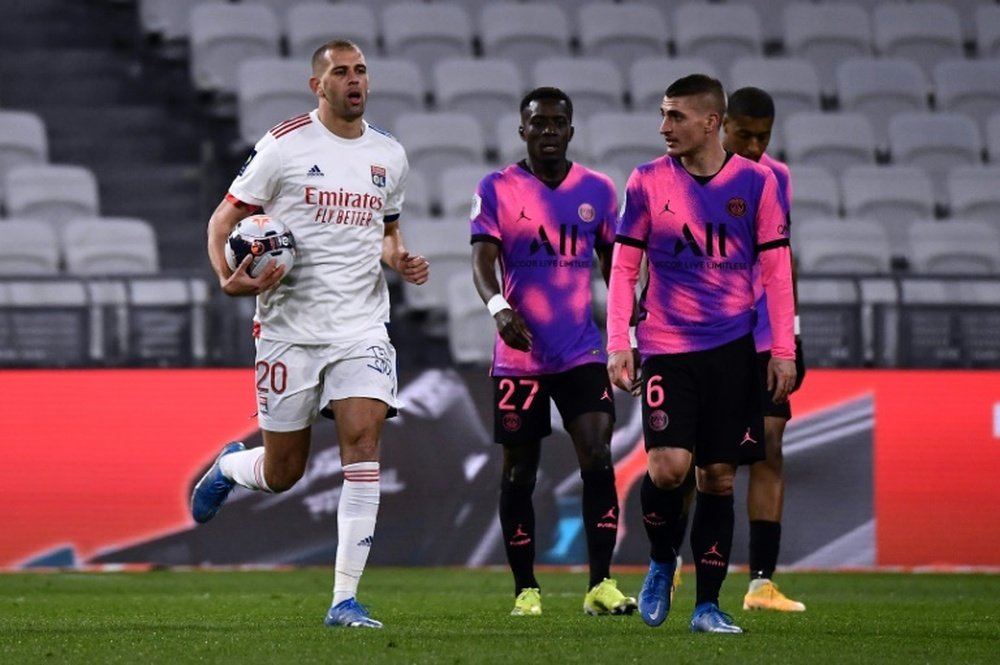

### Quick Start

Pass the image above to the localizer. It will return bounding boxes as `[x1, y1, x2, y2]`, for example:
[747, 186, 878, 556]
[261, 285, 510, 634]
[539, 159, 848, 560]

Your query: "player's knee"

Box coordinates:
[264, 463, 306, 493]
[647, 464, 687, 490]
[696, 467, 735, 495]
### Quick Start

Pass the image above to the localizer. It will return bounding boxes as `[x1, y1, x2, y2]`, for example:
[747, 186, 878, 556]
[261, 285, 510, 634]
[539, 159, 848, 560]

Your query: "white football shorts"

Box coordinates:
[253, 336, 400, 432]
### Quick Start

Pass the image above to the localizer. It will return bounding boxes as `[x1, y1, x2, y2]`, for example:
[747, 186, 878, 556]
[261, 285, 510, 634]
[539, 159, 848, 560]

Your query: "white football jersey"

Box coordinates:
[228, 110, 408, 344]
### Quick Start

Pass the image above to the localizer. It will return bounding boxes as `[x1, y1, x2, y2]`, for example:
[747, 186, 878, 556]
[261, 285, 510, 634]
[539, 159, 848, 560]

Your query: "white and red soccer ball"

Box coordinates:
[224, 214, 296, 277]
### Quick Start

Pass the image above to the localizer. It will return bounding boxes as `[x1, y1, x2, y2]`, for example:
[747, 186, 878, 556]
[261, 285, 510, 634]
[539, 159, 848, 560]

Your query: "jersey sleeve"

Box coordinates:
[470, 173, 501, 243]
[596, 173, 618, 249]
[616, 168, 651, 247]
[383, 146, 408, 222]
[228, 136, 282, 208]
[754, 170, 790, 252]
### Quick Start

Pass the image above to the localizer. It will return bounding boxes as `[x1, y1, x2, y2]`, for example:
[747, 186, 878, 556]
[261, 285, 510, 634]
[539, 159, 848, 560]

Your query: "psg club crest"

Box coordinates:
[502, 412, 521, 432]
[578, 203, 596, 223]
[727, 196, 748, 217]
[370, 165, 386, 187]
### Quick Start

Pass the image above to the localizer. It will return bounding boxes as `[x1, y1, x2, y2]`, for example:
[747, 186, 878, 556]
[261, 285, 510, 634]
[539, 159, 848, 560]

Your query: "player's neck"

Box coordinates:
[317, 107, 364, 139]
[526, 158, 570, 186]
[680, 141, 726, 177]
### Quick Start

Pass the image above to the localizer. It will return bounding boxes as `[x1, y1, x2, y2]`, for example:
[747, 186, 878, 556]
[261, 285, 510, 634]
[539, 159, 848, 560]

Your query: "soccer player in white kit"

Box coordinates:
[193, 39, 429, 629]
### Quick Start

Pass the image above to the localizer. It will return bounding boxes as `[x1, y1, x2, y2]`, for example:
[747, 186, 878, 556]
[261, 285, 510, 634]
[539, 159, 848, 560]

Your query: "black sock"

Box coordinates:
[690, 491, 734, 607]
[749, 520, 781, 580]
[640, 473, 684, 563]
[669, 471, 696, 559]
[581, 467, 618, 589]
[499, 477, 538, 594]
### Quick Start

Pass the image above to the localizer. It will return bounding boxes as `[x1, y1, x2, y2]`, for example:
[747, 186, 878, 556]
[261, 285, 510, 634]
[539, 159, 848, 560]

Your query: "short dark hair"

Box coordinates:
[519, 86, 574, 120]
[727, 87, 775, 120]
[311, 39, 363, 74]
[664, 74, 726, 116]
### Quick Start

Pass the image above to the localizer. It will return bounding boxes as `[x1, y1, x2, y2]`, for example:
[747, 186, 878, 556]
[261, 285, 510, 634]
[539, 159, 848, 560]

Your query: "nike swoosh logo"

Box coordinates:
[647, 602, 663, 621]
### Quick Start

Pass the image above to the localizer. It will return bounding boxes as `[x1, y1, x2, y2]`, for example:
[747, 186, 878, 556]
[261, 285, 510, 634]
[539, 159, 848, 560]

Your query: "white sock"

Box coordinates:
[218, 447, 272, 492]
[332, 461, 380, 605]
[749, 578, 771, 592]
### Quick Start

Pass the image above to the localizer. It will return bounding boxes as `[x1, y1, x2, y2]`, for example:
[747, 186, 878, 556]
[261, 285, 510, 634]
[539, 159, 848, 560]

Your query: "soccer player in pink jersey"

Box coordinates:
[193, 40, 429, 629]
[723, 87, 808, 612]
[606, 75, 796, 633]
[471, 87, 637, 618]
[669, 87, 809, 613]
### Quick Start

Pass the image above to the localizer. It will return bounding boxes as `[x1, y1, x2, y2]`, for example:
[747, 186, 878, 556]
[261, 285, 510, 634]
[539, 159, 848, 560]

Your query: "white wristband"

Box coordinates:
[629, 326, 638, 347]
[487, 293, 511, 317]
[794, 315, 801, 336]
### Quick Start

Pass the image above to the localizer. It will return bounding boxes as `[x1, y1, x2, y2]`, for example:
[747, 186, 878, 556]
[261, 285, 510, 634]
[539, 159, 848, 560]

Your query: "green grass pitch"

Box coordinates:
[1, 568, 997, 664]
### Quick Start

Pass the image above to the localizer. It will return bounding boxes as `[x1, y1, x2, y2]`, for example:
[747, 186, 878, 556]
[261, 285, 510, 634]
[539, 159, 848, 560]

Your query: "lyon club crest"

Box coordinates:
[371, 165, 386, 187]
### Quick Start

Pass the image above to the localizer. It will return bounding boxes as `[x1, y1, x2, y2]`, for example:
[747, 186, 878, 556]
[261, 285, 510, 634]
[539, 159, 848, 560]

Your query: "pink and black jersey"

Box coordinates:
[471, 162, 617, 376]
[615, 153, 790, 355]
[751, 152, 793, 352]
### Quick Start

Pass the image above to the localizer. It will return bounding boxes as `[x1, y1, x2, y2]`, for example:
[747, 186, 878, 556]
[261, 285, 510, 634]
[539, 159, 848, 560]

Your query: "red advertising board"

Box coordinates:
[1, 369, 998, 569]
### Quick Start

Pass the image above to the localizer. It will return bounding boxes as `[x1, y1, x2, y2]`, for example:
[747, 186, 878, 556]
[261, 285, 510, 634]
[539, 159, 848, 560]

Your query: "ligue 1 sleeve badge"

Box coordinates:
[371, 165, 386, 187]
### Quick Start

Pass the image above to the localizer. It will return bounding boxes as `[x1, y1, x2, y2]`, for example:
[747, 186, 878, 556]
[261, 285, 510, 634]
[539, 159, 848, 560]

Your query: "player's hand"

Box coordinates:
[398, 251, 429, 285]
[629, 348, 643, 396]
[221, 256, 285, 296]
[767, 356, 797, 405]
[495, 308, 532, 352]
[792, 336, 806, 392]
[607, 350, 636, 393]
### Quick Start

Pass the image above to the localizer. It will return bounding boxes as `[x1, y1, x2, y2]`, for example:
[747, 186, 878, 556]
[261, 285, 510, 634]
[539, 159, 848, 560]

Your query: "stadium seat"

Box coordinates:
[189, 3, 281, 96]
[887, 112, 982, 200]
[672, 3, 763, 78]
[946, 165, 1000, 224]
[788, 165, 841, 221]
[62, 217, 159, 275]
[988, 113, 1000, 162]
[438, 164, 493, 220]
[0, 219, 61, 275]
[906, 219, 1000, 275]
[237, 0, 313, 25]
[125, 277, 210, 365]
[628, 56, 719, 113]
[0, 279, 92, 366]
[286, 3, 378, 61]
[782, 3, 872, 97]
[0, 110, 48, 205]
[976, 5, 1000, 58]
[840, 165, 936, 246]
[3, 164, 99, 232]
[932, 60, 1000, 137]
[137, 0, 201, 45]
[784, 112, 877, 176]
[576, 3, 670, 77]
[872, 2, 963, 79]
[835, 58, 929, 153]
[432, 58, 523, 154]
[399, 216, 471, 322]
[794, 218, 892, 274]
[236, 57, 315, 149]
[530, 57, 625, 120]
[446, 273, 495, 366]
[403, 169, 432, 219]
[393, 112, 486, 186]
[728, 57, 822, 118]
[479, 4, 572, 81]
[381, 3, 473, 74]
[737, 0, 801, 46]
[362, 58, 426, 134]
[585, 112, 664, 177]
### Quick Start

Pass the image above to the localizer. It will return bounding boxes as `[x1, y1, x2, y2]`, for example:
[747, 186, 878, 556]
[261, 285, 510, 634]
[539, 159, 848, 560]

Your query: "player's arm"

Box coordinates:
[382, 219, 429, 285]
[472, 239, 532, 352]
[606, 241, 643, 393]
[207, 197, 285, 297]
[756, 174, 797, 403]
